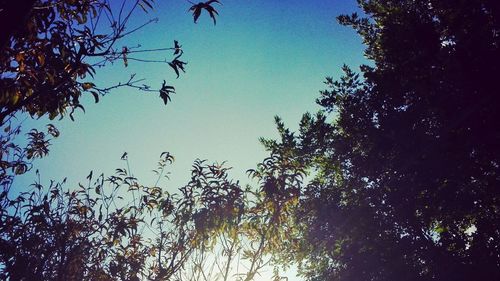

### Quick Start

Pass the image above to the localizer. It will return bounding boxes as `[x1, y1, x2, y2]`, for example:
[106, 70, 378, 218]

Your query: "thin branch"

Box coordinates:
[92, 75, 158, 94]
[127, 57, 169, 63]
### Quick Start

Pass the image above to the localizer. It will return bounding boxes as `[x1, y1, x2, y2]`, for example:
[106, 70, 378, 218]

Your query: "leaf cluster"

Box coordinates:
[189, 0, 221, 25]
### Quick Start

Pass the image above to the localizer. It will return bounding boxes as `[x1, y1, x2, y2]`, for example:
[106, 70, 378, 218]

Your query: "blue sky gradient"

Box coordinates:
[16, 0, 366, 213]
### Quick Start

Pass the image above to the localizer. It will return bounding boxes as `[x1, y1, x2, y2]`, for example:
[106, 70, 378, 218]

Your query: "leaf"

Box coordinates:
[11, 92, 20, 105]
[37, 54, 45, 66]
[189, 0, 221, 25]
[168, 62, 179, 78]
[139, 0, 154, 12]
[98, 205, 103, 221]
[168, 59, 187, 78]
[204, 0, 220, 25]
[435, 226, 447, 234]
[47, 124, 60, 138]
[174, 40, 182, 55]
[161, 151, 175, 163]
[91, 91, 99, 103]
[159, 80, 175, 105]
[82, 82, 94, 90]
[189, 5, 202, 23]
[14, 163, 28, 175]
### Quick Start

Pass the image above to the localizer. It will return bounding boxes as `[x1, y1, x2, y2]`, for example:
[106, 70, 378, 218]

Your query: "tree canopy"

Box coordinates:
[256, 0, 500, 280]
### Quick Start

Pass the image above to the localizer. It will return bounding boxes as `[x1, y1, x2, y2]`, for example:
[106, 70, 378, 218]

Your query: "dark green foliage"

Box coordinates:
[258, 1, 500, 280]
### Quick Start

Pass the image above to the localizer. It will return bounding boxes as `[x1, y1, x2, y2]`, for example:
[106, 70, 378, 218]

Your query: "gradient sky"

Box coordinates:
[17, 0, 366, 189]
[15, 2, 366, 276]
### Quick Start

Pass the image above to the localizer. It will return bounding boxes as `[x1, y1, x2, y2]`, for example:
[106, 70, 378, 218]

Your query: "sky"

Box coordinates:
[14, 1, 366, 277]
[16, 0, 366, 190]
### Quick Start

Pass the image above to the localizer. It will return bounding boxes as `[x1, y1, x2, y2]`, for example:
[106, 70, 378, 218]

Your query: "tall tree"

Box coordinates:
[259, 1, 500, 280]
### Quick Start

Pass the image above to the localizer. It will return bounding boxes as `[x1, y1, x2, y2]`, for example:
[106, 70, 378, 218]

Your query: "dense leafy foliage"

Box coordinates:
[258, 0, 500, 280]
[0, 154, 253, 280]
[0, 151, 292, 280]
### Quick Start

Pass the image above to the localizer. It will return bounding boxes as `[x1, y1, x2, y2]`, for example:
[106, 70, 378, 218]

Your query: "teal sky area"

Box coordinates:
[15, 0, 366, 201]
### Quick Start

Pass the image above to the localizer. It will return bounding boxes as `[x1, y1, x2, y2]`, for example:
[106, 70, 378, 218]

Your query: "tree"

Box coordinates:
[258, 1, 500, 280]
[0, 0, 222, 124]
[0, 154, 249, 280]
[0, 1, 233, 280]
[0, 151, 286, 280]
[0, 0, 221, 204]
[175, 166, 286, 281]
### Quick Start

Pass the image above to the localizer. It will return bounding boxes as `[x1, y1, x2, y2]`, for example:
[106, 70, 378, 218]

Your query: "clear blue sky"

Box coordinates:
[17, 0, 366, 220]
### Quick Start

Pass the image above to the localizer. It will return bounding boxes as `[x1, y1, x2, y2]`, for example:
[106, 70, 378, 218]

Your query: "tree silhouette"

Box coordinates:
[0, 154, 252, 280]
[257, 1, 500, 280]
[0, 1, 232, 280]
